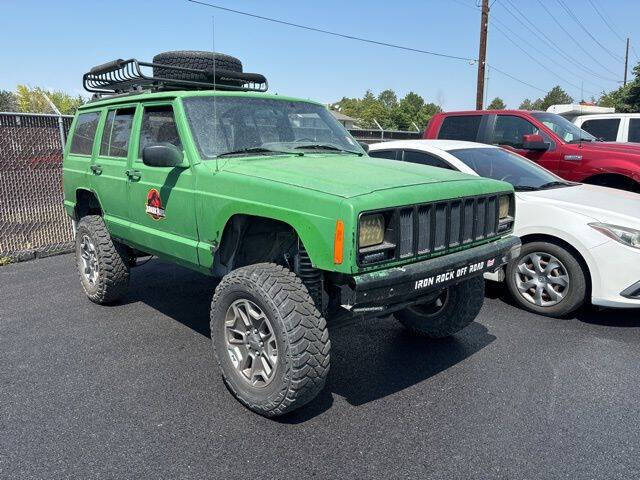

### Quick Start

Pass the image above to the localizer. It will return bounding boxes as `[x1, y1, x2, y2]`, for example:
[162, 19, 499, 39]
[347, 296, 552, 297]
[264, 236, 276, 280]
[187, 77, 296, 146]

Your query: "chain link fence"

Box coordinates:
[0, 112, 74, 263]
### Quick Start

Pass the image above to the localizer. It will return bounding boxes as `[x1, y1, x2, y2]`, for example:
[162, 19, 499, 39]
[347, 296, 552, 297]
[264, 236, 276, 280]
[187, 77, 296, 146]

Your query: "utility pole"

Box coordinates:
[624, 37, 629, 86]
[476, 0, 489, 110]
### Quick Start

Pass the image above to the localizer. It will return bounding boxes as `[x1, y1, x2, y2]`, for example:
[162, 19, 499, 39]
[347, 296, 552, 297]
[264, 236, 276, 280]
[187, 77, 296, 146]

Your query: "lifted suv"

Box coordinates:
[63, 51, 520, 416]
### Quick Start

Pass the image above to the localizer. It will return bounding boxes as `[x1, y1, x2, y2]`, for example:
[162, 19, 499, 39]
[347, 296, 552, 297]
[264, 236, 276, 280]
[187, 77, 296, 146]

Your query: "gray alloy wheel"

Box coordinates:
[224, 299, 278, 388]
[79, 234, 99, 286]
[514, 251, 569, 307]
[505, 241, 587, 318]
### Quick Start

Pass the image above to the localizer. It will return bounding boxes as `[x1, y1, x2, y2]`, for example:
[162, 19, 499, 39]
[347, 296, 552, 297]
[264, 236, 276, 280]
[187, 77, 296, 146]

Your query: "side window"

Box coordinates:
[438, 115, 482, 141]
[403, 150, 453, 170]
[581, 118, 620, 141]
[369, 149, 399, 160]
[629, 119, 640, 143]
[138, 105, 182, 158]
[70, 112, 100, 155]
[492, 115, 540, 148]
[100, 108, 135, 157]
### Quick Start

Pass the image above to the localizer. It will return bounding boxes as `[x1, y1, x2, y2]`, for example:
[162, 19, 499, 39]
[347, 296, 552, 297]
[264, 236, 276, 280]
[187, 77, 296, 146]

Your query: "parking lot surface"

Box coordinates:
[2, 254, 639, 479]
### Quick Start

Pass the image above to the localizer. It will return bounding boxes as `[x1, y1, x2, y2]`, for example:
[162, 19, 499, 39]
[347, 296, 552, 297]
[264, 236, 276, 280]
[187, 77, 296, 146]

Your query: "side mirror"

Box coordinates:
[358, 142, 370, 153]
[142, 143, 184, 167]
[521, 134, 549, 151]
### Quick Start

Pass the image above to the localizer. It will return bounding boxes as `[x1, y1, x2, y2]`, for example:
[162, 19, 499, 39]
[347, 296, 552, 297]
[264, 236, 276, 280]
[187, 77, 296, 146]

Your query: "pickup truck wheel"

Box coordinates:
[395, 276, 484, 338]
[210, 263, 330, 417]
[75, 215, 130, 304]
[505, 241, 586, 318]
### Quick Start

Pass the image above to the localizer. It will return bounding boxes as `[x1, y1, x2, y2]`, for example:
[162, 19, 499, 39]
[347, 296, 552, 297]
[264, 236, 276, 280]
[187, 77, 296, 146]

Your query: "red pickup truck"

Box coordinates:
[424, 110, 640, 192]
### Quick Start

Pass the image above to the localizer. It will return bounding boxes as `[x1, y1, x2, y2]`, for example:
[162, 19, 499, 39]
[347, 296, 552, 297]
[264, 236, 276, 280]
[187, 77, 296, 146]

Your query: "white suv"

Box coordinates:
[573, 113, 640, 143]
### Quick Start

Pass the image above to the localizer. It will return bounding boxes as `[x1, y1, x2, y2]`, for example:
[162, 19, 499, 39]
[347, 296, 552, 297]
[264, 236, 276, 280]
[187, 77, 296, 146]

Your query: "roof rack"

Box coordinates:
[83, 58, 268, 97]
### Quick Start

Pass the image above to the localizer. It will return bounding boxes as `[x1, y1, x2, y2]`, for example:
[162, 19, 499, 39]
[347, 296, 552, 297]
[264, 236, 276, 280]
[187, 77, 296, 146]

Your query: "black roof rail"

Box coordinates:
[82, 58, 268, 97]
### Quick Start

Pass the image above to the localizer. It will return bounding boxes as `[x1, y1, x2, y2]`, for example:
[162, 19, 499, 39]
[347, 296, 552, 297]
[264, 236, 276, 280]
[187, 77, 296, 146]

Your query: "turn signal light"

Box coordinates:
[334, 220, 344, 264]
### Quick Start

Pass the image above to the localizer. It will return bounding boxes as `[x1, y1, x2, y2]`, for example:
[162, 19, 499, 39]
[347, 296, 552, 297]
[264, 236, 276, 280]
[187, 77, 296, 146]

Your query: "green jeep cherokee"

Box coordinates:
[63, 51, 520, 416]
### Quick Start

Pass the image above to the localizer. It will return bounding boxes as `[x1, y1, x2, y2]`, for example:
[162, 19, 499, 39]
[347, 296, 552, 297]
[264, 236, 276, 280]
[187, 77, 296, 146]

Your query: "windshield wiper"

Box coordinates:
[538, 181, 573, 189]
[513, 185, 539, 191]
[567, 138, 594, 143]
[217, 147, 302, 158]
[293, 144, 363, 156]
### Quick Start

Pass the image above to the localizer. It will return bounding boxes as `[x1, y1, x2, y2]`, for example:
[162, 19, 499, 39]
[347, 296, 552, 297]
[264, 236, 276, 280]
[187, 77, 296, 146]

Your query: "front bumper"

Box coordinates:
[589, 240, 640, 309]
[340, 235, 521, 315]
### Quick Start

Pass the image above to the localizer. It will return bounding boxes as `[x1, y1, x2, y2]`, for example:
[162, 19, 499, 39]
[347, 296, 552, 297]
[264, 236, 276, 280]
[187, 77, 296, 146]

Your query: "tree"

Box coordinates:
[377, 89, 398, 110]
[621, 62, 640, 112]
[487, 97, 506, 109]
[540, 86, 573, 110]
[0, 90, 18, 111]
[519, 98, 533, 110]
[334, 89, 440, 130]
[15, 85, 85, 115]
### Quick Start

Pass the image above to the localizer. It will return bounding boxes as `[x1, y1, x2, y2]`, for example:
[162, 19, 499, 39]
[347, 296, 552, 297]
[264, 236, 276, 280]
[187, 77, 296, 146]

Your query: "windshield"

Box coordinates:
[182, 96, 363, 158]
[448, 147, 572, 191]
[531, 112, 597, 143]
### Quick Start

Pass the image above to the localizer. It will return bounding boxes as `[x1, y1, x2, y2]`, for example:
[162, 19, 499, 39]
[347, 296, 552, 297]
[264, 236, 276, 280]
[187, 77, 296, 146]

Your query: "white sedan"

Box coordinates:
[368, 140, 640, 317]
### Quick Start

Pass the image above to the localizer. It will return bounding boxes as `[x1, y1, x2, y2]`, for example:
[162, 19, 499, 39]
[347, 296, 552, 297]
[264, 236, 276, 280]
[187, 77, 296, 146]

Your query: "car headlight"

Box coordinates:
[359, 213, 385, 248]
[589, 223, 640, 249]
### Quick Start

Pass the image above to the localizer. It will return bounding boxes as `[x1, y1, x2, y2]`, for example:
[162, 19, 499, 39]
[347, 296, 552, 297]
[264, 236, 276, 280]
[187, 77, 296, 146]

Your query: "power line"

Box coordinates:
[490, 21, 596, 97]
[555, 0, 623, 63]
[491, 16, 604, 94]
[534, 0, 621, 79]
[185, 0, 552, 97]
[499, 0, 619, 83]
[487, 64, 546, 93]
[586, 0, 626, 44]
[186, 0, 476, 62]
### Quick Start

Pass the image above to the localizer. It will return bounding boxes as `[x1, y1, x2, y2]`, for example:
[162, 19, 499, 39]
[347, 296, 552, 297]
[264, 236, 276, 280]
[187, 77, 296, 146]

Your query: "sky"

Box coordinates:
[1, 0, 638, 111]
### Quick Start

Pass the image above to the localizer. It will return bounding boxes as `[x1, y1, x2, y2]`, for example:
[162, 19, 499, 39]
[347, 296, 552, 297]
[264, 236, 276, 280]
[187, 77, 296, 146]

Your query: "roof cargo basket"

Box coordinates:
[83, 57, 268, 96]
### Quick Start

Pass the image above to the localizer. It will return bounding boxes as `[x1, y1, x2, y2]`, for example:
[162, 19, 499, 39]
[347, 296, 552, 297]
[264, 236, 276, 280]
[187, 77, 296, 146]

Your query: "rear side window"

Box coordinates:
[581, 118, 620, 141]
[628, 119, 640, 143]
[138, 105, 182, 158]
[438, 115, 482, 141]
[70, 112, 100, 155]
[403, 150, 453, 170]
[369, 149, 399, 160]
[100, 108, 135, 157]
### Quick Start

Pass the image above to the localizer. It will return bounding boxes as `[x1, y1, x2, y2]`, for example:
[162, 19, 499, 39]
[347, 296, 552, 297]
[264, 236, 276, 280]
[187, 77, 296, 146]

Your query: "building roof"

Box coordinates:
[329, 110, 357, 122]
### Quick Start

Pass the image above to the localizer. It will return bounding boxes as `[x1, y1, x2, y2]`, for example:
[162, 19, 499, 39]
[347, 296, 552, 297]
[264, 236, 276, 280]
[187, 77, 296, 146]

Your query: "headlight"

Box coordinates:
[359, 214, 385, 248]
[499, 195, 511, 220]
[589, 223, 640, 249]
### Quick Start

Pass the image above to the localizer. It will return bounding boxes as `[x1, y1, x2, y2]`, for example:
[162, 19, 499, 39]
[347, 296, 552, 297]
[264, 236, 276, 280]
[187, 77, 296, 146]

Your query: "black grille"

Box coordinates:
[396, 194, 503, 261]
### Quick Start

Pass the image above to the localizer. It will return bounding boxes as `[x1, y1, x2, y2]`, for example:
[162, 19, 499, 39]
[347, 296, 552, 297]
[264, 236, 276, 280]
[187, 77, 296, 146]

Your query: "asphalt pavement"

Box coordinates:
[1, 254, 639, 479]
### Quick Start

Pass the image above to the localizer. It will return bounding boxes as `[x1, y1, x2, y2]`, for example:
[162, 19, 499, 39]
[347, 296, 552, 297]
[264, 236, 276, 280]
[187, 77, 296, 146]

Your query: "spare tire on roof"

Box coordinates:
[152, 51, 243, 86]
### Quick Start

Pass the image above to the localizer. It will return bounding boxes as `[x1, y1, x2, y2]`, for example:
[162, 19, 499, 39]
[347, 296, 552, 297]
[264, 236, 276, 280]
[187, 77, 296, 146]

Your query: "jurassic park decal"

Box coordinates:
[145, 188, 165, 220]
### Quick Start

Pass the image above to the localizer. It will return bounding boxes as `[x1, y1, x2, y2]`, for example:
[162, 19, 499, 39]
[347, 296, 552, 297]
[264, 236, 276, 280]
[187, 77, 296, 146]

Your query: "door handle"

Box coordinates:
[90, 164, 102, 175]
[125, 169, 142, 182]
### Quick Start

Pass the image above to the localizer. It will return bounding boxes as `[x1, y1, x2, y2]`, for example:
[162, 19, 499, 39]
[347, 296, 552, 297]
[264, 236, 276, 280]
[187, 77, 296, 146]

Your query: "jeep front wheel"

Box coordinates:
[210, 263, 330, 417]
[395, 276, 485, 338]
[75, 215, 130, 304]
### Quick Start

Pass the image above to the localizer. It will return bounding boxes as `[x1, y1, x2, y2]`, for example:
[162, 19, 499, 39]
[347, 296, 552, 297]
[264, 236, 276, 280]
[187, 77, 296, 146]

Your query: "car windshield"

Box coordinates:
[448, 147, 574, 191]
[182, 96, 363, 158]
[531, 112, 597, 143]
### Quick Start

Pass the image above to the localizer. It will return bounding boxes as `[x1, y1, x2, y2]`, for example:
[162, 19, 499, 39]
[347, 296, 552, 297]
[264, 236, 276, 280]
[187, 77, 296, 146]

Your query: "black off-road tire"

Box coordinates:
[75, 215, 130, 304]
[506, 241, 587, 318]
[152, 50, 242, 85]
[395, 276, 485, 338]
[210, 263, 330, 417]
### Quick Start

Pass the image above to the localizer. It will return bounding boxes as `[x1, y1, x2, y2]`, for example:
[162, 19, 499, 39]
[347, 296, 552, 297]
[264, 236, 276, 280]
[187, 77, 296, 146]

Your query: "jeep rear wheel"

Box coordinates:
[210, 263, 330, 417]
[75, 215, 130, 304]
[395, 276, 484, 338]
